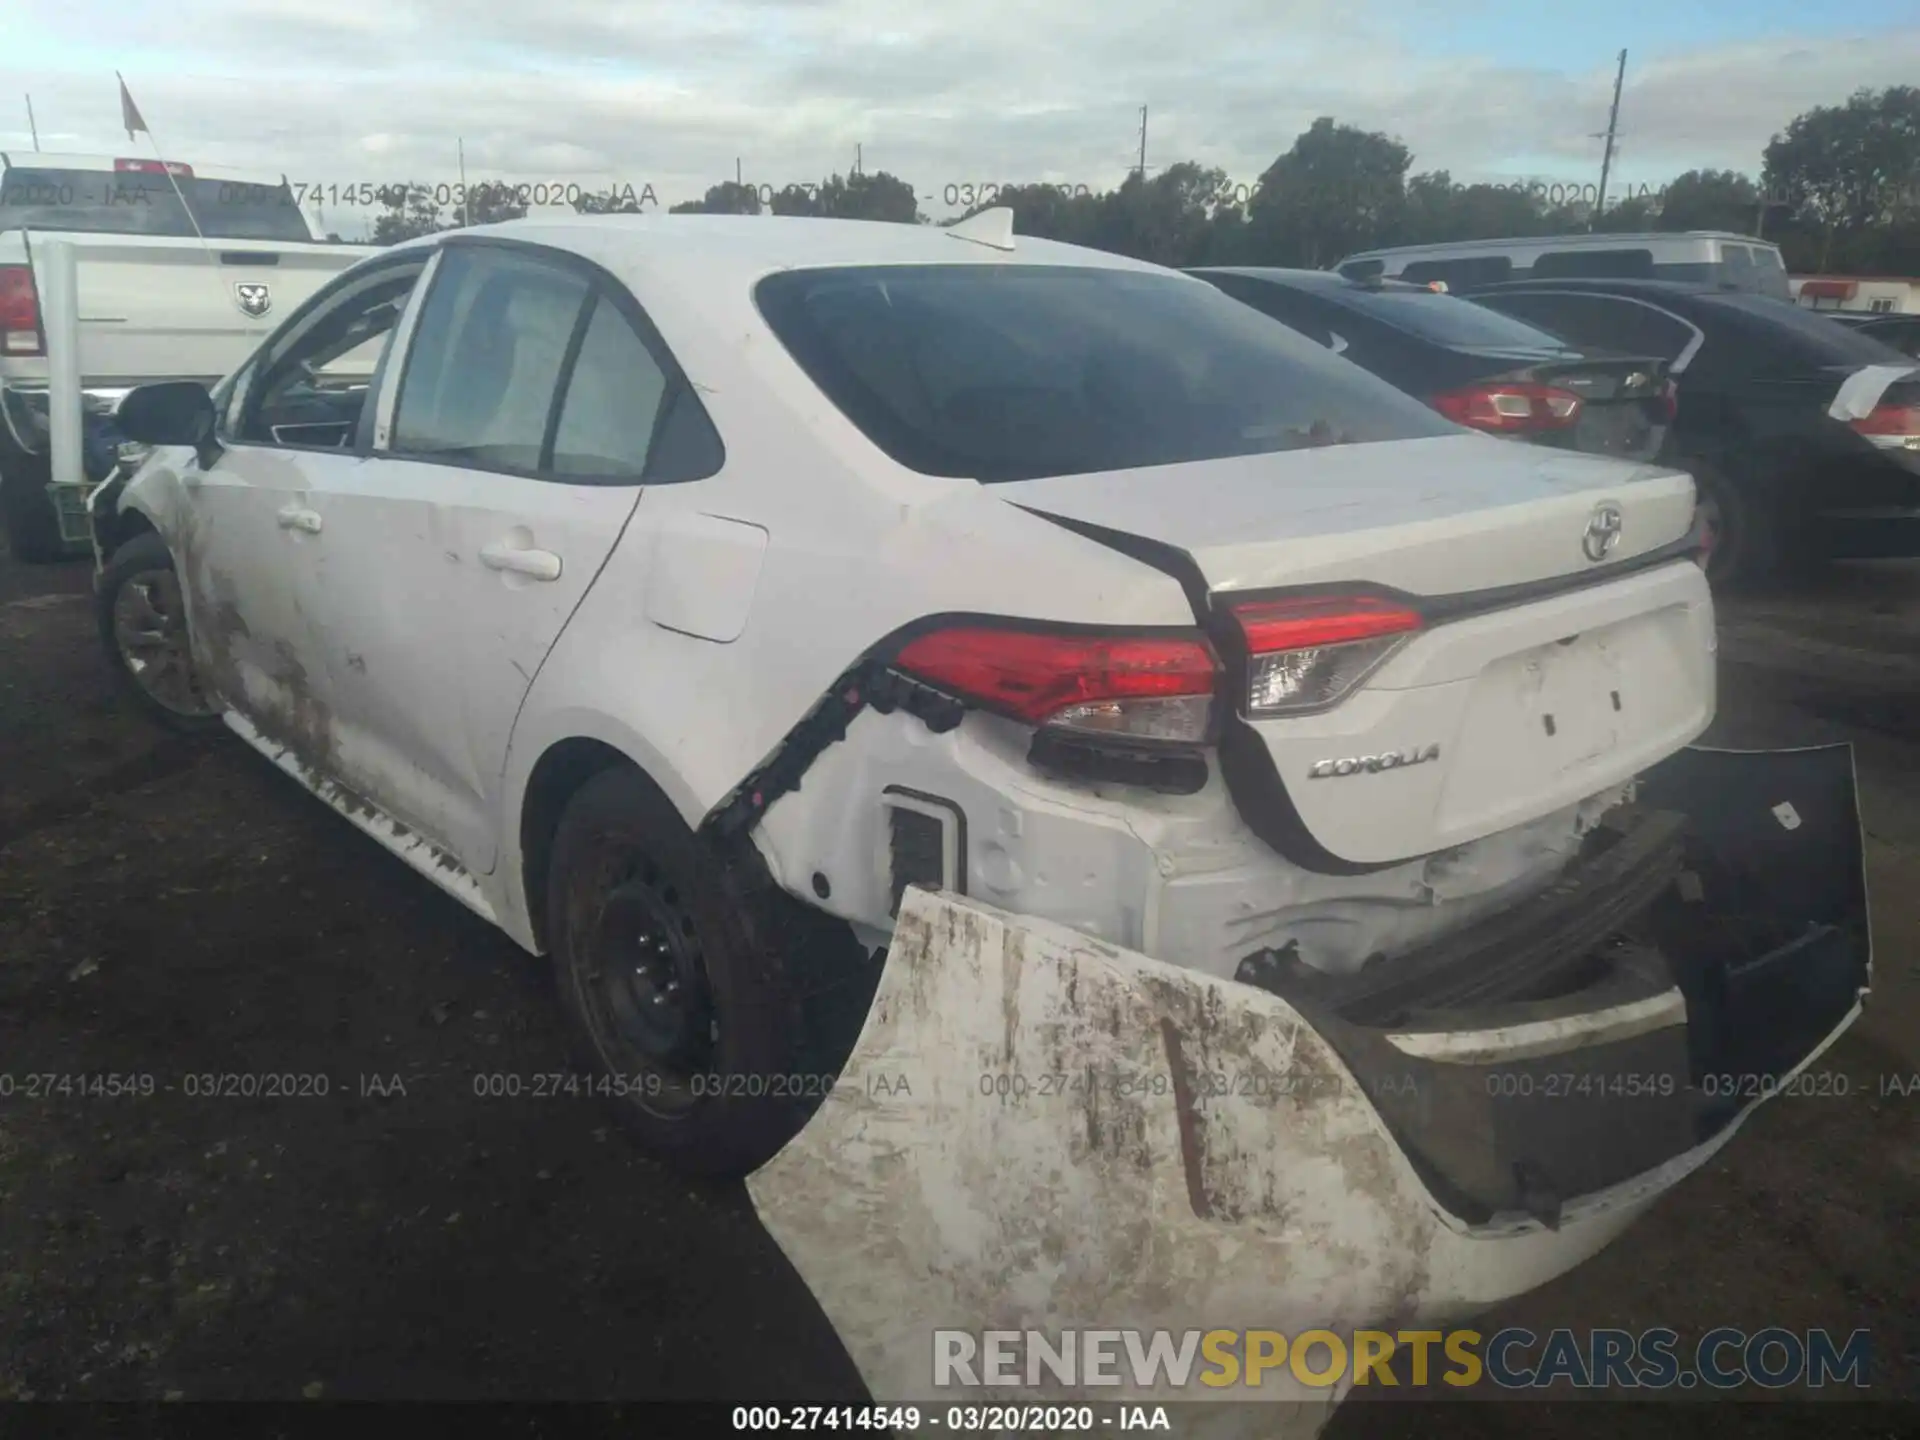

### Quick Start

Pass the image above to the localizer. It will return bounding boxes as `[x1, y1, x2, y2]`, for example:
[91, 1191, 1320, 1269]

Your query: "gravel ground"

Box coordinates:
[2, 540, 1917, 1435]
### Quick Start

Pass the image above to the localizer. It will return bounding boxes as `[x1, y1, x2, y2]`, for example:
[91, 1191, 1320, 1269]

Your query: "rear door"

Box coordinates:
[297, 238, 683, 875]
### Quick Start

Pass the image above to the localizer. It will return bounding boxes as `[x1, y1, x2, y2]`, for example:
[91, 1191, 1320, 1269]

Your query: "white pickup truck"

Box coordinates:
[0, 151, 377, 560]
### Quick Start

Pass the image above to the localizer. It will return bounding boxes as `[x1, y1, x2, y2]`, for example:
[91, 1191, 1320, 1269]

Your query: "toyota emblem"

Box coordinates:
[1582, 502, 1624, 563]
[234, 282, 272, 318]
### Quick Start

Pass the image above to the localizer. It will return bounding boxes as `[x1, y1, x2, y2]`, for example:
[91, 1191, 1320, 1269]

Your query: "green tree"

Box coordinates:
[573, 185, 649, 214]
[1248, 118, 1413, 267]
[459, 182, 530, 228]
[669, 181, 762, 215]
[1764, 85, 1920, 268]
[1094, 163, 1232, 267]
[1652, 169, 1761, 234]
[371, 184, 449, 245]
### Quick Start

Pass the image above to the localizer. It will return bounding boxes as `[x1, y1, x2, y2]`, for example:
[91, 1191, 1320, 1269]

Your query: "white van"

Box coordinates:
[1335, 232, 1792, 300]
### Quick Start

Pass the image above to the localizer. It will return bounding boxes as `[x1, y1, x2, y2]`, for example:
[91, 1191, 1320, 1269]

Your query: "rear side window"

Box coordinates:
[549, 296, 669, 478]
[1472, 292, 1698, 364]
[1398, 256, 1513, 289]
[755, 265, 1454, 483]
[1532, 249, 1656, 280]
[0, 167, 313, 241]
[392, 246, 591, 471]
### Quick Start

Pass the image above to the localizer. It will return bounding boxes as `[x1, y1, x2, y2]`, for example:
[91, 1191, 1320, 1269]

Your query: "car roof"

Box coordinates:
[407, 212, 1177, 283]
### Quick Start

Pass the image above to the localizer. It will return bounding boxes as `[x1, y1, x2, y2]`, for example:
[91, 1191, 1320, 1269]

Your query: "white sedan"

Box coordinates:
[94, 210, 1867, 1420]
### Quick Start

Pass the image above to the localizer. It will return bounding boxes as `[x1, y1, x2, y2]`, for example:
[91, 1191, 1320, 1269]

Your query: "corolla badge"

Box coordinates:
[1582, 501, 1623, 563]
[234, 282, 272, 318]
[1307, 744, 1440, 779]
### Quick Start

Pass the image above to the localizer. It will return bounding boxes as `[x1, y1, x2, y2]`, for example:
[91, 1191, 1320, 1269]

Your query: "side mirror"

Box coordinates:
[116, 381, 222, 471]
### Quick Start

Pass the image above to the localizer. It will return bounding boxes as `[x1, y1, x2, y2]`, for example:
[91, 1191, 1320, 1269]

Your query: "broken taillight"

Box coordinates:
[1229, 594, 1424, 717]
[891, 625, 1223, 744]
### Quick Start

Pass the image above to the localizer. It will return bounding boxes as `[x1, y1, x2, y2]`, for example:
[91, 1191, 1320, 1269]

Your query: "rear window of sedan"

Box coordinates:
[755, 264, 1455, 482]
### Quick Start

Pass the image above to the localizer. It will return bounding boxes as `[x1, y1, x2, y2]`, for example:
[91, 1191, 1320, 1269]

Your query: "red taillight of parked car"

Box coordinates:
[1850, 401, 1920, 439]
[1656, 379, 1680, 423]
[1430, 381, 1583, 434]
[114, 157, 193, 178]
[1229, 594, 1425, 716]
[0, 265, 44, 357]
[892, 626, 1224, 744]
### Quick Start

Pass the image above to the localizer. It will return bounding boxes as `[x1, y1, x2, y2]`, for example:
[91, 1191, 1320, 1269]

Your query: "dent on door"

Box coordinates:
[745, 744, 1867, 1432]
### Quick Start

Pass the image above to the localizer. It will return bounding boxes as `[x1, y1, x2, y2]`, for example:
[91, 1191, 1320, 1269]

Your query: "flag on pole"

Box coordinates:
[117, 73, 147, 141]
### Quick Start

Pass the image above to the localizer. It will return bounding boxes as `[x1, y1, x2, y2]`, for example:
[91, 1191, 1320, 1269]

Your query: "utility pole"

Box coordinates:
[856, 143, 862, 176]
[1591, 49, 1626, 231]
[1137, 106, 1148, 182]
[24, 93, 40, 151]
[457, 137, 470, 227]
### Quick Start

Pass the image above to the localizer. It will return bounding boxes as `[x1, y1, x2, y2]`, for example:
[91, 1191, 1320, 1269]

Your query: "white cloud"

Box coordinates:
[1, 0, 1914, 237]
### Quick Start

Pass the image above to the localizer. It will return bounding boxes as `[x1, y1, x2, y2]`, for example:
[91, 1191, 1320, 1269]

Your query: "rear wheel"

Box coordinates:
[96, 531, 224, 733]
[545, 765, 825, 1177]
[1688, 458, 1795, 592]
[1, 461, 68, 565]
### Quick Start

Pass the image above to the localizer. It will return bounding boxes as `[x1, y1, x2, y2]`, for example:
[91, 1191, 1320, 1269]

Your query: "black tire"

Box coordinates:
[1687, 457, 1794, 592]
[1, 461, 69, 565]
[96, 531, 225, 734]
[546, 765, 830, 1177]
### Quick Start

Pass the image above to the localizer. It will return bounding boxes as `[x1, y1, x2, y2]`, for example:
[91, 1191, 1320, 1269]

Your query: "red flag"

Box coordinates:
[118, 74, 147, 140]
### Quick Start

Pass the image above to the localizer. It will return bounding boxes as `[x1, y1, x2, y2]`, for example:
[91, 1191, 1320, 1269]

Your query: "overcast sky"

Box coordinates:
[2, 0, 1917, 236]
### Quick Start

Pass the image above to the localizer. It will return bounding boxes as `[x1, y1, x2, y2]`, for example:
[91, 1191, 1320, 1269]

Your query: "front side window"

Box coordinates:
[232, 262, 425, 449]
[391, 246, 591, 472]
[1472, 292, 1697, 363]
[756, 265, 1454, 483]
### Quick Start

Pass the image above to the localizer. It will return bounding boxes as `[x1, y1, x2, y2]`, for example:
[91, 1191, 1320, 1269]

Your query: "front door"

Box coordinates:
[176, 254, 429, 783]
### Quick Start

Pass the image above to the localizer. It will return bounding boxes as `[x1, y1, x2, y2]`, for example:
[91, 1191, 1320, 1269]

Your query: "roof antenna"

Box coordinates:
[945, 205, 1015, 252]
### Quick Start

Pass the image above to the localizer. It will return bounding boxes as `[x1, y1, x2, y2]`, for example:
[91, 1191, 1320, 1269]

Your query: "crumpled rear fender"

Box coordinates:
[746, 744, 1869, 1434]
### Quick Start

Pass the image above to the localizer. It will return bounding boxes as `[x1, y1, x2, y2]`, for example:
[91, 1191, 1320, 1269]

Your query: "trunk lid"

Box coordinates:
[1520, 354, 1671, 463]
[996, 433, 1714, 866]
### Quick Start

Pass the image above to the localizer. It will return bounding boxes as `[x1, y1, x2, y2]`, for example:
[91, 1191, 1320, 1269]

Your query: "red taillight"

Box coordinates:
[1430, 381, 1583, 434]
[1656, 379, 1680, 423]
[1229, 594, 1424, 716]
[892, 626, 1222, 743]
[1851, 402, 1920, 437]
[0, 265, 43, 357]
[115, 157, 193, 177]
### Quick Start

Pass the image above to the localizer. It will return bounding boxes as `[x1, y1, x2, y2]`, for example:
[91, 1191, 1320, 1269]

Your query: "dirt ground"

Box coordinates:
[2, 539, 1918, 1435]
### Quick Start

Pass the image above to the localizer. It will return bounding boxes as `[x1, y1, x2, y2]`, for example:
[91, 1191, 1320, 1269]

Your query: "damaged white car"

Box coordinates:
[93, 211, 1868, 1422]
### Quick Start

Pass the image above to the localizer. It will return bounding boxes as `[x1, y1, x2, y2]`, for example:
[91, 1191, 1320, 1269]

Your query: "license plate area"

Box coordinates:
[1437, 608, 1700, 834]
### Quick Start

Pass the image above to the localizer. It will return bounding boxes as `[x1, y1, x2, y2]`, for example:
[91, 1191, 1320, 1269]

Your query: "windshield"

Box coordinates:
[0, 167, 314, 242]
[1332, 285, 1581, 352]
[756, 265, 1455, 483]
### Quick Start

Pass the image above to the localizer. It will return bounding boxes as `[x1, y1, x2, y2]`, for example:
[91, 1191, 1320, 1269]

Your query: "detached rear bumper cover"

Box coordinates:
[747, 745, 1867, 1421]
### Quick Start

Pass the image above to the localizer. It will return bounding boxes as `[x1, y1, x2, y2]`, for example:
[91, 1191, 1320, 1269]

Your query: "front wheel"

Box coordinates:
[545, 765, 821, 1177]
[95, 530, 224, 733]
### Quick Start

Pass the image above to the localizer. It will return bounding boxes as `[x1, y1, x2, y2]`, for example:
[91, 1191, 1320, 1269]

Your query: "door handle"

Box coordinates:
[480, 540, 562, 581]
[276, 505, 322, 534]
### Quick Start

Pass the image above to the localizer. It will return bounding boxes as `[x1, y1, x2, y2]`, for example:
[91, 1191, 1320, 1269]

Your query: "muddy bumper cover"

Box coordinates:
[746, 745, 1868, 1423]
